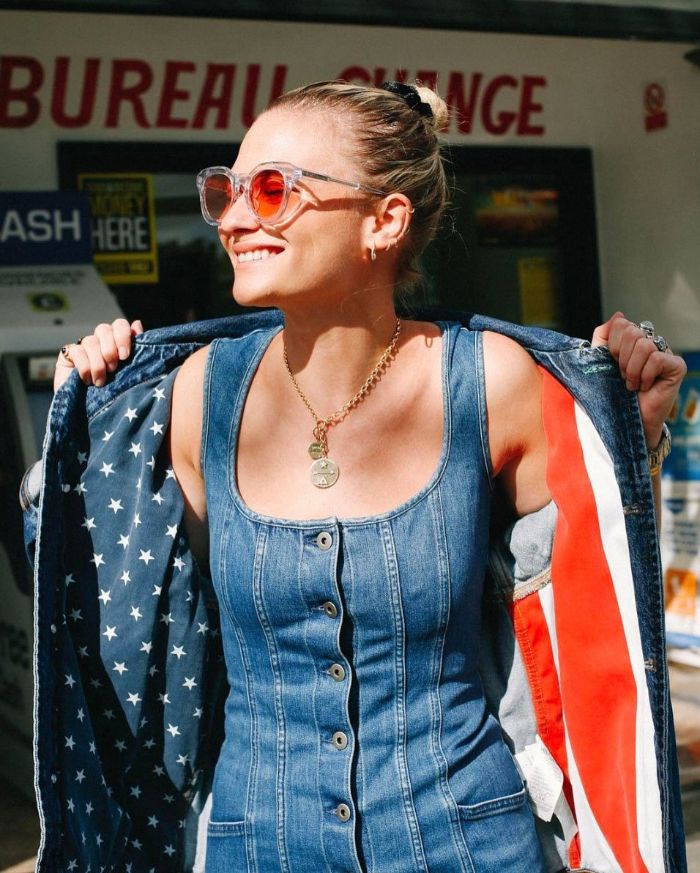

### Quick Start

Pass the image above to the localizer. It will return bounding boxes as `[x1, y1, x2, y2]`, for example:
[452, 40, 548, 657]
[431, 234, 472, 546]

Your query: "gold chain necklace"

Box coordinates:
[283, 318, 402, 488]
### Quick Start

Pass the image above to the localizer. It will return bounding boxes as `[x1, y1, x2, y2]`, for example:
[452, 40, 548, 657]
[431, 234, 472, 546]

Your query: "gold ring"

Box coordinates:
[60, 338, 83, 367]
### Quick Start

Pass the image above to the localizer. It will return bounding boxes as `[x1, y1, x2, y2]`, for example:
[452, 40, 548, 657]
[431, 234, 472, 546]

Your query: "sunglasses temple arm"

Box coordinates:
[300, 169, 387, 197]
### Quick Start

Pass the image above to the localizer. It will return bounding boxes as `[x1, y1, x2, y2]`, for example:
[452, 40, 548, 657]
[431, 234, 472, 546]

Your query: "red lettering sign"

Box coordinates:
[105, 59, 153, 128]
[156, 61, 196, 128]
[337, 66, 547, 137]
[0, 56, 546, 136]
[518, 75, 546, 135]
[446, 71, 483, 134]
[481, 75, 518, 135]
[241, 64, 288, 128]
[0, 55, 43, 128]
[51, 57, 100, 128]
[192, 64, 237, 130]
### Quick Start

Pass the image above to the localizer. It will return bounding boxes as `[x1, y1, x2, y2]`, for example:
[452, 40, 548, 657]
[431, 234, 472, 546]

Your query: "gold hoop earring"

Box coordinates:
[370, 241, 377, 262]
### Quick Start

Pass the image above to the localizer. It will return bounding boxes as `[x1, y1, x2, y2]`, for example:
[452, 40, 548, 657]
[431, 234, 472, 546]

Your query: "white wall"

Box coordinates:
[2, 11, 700, 345]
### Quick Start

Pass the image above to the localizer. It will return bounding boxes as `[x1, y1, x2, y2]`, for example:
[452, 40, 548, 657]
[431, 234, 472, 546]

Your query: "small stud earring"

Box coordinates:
[370, 241, 377, 261]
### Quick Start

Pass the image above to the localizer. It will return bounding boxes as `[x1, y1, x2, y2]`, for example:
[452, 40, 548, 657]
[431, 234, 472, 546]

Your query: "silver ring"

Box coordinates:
[652, 334, 669, 353]
[636, 320, 668, 352]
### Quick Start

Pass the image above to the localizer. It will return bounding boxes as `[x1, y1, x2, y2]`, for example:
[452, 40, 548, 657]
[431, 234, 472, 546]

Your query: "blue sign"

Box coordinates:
[664, 352, 700, 481]
[0, 191, 93, 266]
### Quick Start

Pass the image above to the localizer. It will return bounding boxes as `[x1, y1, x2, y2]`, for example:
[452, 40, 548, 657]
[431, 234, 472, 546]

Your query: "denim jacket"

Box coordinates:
[22, 308, 686, 873]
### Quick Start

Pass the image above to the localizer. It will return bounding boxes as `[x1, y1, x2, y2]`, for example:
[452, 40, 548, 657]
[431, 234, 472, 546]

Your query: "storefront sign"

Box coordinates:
[77, 173, 158, 283]
[0, 191, 92, 265]
[0, 54, 547, 137]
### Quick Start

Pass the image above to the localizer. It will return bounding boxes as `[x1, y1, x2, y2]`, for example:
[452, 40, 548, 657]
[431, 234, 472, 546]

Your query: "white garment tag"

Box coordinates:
[515, 735, 566, 822]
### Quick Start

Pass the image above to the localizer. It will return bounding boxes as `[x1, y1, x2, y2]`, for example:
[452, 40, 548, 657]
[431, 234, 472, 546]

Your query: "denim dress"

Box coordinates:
[201, 322, 547, 873]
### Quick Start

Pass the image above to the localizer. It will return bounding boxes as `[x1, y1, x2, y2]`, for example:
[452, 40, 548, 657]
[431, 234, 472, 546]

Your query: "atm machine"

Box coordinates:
[0, 192, 123, 799]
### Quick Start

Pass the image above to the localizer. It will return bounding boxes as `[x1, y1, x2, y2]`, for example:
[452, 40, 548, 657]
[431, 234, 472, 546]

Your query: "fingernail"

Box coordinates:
[94, 377, 104, 387]
[118, 346, 129, 360]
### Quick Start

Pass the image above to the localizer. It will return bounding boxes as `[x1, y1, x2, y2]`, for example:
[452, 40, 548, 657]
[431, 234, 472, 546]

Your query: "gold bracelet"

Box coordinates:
[648, 423, 671, 477]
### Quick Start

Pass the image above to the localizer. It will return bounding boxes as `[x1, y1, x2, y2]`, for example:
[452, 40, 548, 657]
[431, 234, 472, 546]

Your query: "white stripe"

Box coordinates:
[575, 402, 664, 872]
[539, 586, 623, 873]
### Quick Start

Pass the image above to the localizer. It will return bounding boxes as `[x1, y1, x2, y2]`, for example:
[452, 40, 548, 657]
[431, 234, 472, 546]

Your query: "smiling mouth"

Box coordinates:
[236, 248, 283, 263]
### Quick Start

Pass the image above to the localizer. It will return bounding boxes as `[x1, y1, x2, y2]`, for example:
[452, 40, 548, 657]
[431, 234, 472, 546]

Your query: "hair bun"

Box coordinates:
[412, 84, 449, 131]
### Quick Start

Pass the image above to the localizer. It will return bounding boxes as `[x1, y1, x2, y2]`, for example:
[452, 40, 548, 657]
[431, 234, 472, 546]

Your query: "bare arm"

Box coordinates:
[483, 332, 551, 517]
[168, 346, 210, 574]
[486, 316, 686, 526]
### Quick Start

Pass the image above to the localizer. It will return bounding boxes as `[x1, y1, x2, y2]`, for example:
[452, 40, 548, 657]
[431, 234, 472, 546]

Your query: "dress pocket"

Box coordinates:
[458, 788, 547, 872]
[205, 819, 248, 873]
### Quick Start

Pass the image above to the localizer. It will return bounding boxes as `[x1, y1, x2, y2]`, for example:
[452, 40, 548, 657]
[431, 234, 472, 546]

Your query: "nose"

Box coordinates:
[218, 189, 260, 233]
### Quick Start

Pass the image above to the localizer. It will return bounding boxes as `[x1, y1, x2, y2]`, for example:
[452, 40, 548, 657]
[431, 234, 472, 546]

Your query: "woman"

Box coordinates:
[42, 81, 686, 872]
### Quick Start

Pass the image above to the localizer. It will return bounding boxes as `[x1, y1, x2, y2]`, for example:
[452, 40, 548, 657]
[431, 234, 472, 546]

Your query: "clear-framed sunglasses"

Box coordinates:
[196, 162, 389, 227]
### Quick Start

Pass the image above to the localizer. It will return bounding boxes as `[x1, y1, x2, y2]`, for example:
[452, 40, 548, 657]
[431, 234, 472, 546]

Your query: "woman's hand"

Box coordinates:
[54, 318, 144, 393]
[591, 312, 686, 448]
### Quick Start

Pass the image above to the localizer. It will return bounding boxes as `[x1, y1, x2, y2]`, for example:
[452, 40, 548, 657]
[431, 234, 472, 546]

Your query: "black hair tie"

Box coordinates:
[380, 81, 433, 119]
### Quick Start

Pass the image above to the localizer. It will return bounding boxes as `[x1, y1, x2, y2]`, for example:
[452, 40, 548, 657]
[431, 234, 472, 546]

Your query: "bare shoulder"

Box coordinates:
[482, 329, 540, 397]
[174, 343, 210, 389]
[171, 344, 210, 473]
[481, 330, 543, 475]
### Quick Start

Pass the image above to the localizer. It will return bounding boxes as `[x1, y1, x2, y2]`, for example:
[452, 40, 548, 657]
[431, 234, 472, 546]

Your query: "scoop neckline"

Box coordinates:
[226, 320, 453, 529]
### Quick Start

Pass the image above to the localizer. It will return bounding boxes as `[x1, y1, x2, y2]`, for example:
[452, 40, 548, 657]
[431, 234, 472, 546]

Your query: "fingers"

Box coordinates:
[625, 343, 666, 392]
[53, 351, 76, 392]
[595, 314, 654, 387]
[71, 335, 109, 387]
[590, 311, 623, 348]
[593, 312, 686, 389]
[55, 317, 144, 389]
[94, 323, 121, 373]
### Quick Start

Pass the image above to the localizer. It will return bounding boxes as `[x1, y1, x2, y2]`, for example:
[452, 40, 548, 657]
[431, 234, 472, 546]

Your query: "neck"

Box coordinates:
[280, 297, 401, 414]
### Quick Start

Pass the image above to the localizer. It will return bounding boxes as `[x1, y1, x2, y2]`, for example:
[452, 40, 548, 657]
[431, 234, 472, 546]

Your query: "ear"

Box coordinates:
[366, 193, 414, 254]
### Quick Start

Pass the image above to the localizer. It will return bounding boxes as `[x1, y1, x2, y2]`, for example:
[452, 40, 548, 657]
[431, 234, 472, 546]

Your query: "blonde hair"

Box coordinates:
[269, 80, 450, 286]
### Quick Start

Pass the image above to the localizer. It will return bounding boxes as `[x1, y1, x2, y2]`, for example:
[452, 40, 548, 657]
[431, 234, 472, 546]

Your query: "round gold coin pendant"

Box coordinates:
[308, 442, 325, 460]
[310, 457, 339, 489]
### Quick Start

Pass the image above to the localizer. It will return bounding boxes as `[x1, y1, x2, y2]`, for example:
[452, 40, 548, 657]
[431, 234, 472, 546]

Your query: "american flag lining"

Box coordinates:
[52, 369, 224, 873]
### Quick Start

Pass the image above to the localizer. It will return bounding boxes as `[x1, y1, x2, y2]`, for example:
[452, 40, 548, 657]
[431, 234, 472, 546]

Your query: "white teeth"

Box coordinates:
[237, 249, 279, 263]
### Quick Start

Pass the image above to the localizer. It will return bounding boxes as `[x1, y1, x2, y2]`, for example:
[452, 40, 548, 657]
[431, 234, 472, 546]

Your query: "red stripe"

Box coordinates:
[510, 594, 581, 866]
[541, 370, 646, 871]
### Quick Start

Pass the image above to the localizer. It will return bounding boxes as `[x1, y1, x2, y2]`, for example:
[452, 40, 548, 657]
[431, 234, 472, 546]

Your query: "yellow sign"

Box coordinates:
[78, 173, 158, 284]
[518, 256, 557, 327]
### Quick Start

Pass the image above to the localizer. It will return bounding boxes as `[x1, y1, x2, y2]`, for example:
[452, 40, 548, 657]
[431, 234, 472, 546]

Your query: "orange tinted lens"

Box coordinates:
[204, 174, 233, 221]
[250, 169, 286, 220]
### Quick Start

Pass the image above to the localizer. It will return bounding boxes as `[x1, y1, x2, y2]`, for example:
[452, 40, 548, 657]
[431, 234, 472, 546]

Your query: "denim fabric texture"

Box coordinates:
[23, 308, 686, 872]
[201, 322, 546, 872]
